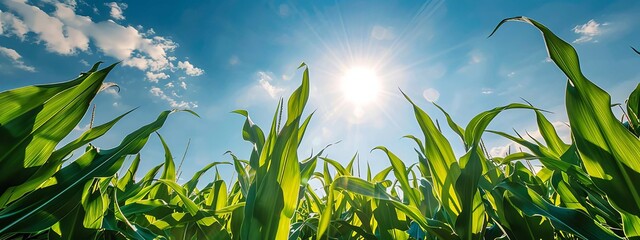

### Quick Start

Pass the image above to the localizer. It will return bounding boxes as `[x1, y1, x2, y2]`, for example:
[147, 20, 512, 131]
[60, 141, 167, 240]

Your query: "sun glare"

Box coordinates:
[341, 67, 381, 105]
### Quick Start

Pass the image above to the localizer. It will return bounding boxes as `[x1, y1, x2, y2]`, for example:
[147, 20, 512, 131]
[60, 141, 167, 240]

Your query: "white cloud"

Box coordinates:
[180, 81, 187, 90]
[422, 88, 440, 102]
[257, 71, 285, 98]
[481, 88, 494, 95]
[165, 82, 174, 88]
[1, 1, 204, 108]
[79, 59, 89, 66]
[490, 143, 513, 157]
[150, 86, 163, 96]
[0, 1, 199, 75]
[149, 86, 197, 109]
[371, 25, 395, 40]
[0, 46, 35, 72]
[0, 46, 22, 62]
[178, 60, 204, 76]
[0, 10, 28, 39]
[573, 19, 605, 44]
[145, 71, 169, 83]
[2, 1, 87, 55]
[106, 2, 127, 20]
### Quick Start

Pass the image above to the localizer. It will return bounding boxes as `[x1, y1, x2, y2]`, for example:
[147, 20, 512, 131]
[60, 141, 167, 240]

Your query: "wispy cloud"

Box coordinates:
[149, 86, 197, 109]
[106, 2, 127, 20]
[0, 10, 28, 40]
[178, 60, 204, 76]
[573, 19, 607, 43]
[481, 88, 494, 95]
[145, 71, 169, 83]
[257, 71, 285, 98]
[371, 25, 395, 40]
[0, 46, 35, 72]
[490, 143, 513, 157]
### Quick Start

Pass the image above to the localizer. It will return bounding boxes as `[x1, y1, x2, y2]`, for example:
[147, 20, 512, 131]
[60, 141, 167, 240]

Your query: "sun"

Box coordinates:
[340, 67, 381, 105]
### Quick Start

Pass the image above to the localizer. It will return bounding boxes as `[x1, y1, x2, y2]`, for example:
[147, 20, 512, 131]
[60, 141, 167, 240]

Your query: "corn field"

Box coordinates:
[2, 17, 640, 240]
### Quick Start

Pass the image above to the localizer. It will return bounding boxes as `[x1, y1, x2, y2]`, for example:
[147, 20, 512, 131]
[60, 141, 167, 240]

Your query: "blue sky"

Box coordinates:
[1, 0, 639, 184]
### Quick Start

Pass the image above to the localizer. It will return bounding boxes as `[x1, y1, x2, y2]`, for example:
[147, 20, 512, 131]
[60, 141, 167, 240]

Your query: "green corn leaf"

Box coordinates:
[241, 66, 310, 240]
[0, 62, 116, 195]
[48, 205, 98, 240]
[158, 133, 176, 182]
[535, 111, 569, 154]
[433, 102, 466, 148]
[118, 165, 163, 203]
[401, 90, 462, 220]
[622, 213, 640, 239]
[373, 166, 394, 183]
[492, 152, 537, 164]
[183, 162, 231, 195]
[119, 199, 167, 216]
[117, 153, 141, 192]
[320, 157, 349, 176]
[81, 178, 110, 229]
[373, 146, 420, 208]
[319, 176, 459, 240]
[456, 103, 535, 239]
[229, 153, 250, 197]
[0, 109, 132, 208]
[157, 180, 199, 216]
[232, 109, 265, 169]
[493, 17, 640, 238]
[464, 103, 536, 147]
[204, 180, 227, 211]
[403, 134, 426, 156]
[286, 66, 310, 126]
[488, 130, 592, 185]
[298, 111, 314, 144]
[626, 83, 640, 135]
[0, 110, 172, 234]
[499, 181, 621, 239]
[500, 188, 555, 240]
